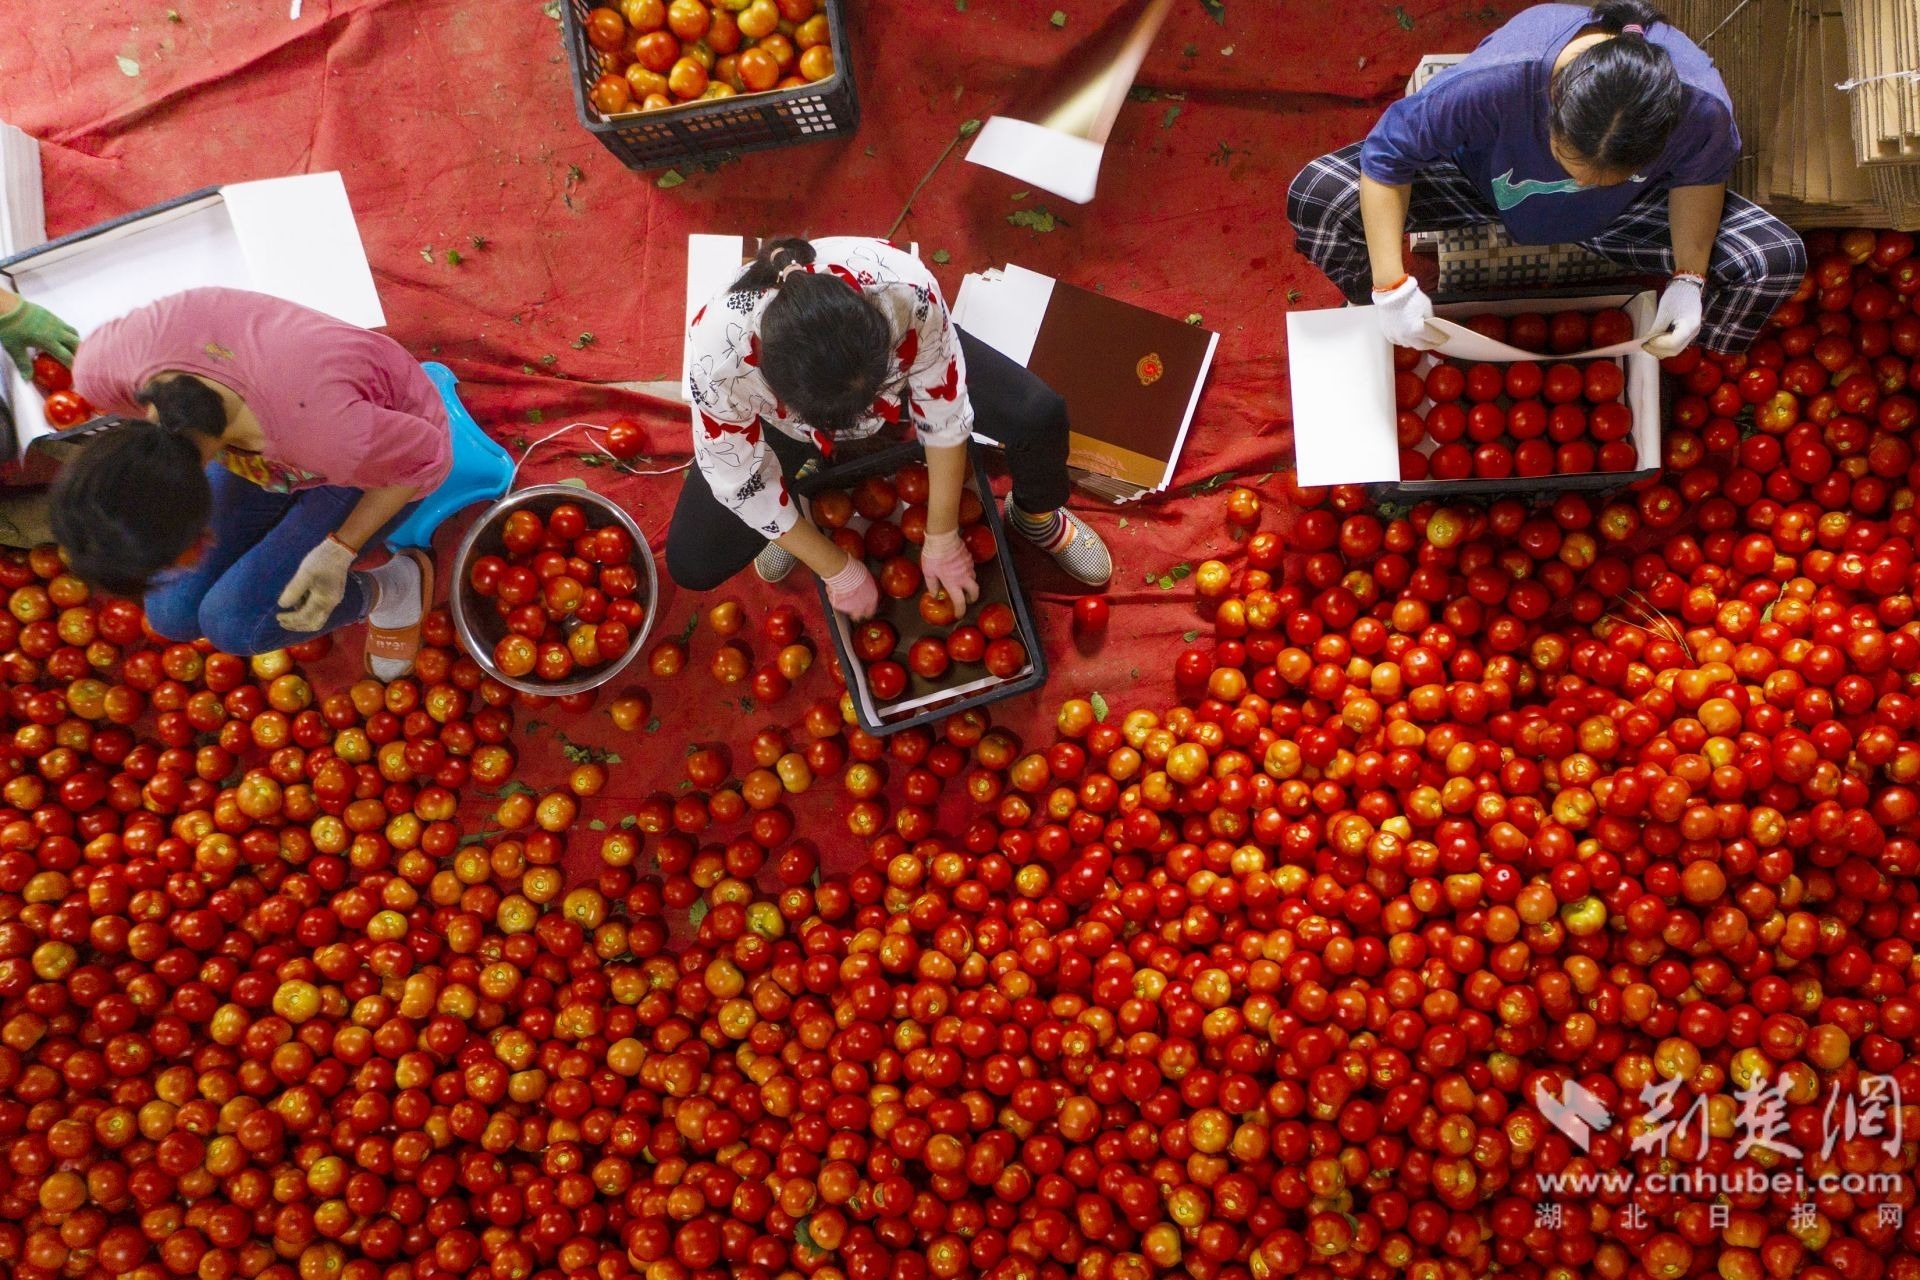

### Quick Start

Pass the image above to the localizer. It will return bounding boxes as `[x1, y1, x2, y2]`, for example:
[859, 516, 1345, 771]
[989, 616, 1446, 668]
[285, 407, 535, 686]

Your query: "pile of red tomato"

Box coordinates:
[2, 225, 1920, 1280]
[809, 464, 1027, 707]
[1396, 307, 1640, 481]
[465, 501, 645, 684]
[583, 0, 835, 117]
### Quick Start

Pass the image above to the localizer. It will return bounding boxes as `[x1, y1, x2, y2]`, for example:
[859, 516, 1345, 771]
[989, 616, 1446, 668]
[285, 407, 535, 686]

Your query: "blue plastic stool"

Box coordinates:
[385, 363, 514, 552]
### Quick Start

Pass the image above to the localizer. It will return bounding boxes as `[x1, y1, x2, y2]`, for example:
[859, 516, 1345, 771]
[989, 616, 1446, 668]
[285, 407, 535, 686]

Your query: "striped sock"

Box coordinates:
[1006, 499, 1071, 553]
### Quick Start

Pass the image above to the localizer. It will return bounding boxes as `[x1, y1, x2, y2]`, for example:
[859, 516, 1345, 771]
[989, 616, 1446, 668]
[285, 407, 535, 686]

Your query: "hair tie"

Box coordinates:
[1621, 22, 1645, 35]
[776, 262, 808, 284]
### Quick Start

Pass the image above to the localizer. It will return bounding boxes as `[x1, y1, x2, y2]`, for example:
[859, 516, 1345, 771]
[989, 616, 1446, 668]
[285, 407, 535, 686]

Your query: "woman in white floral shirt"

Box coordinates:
[667, 237, 1110, 619]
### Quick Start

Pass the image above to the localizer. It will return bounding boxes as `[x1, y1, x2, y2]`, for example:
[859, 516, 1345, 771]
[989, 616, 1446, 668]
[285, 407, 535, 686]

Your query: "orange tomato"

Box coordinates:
[641, 92, 673, 110]
[633, 30, 679, 72]
[794, 14, 828, 48]
[586, 7, 629, 52]
[621, 0, 666, 30]
[737, 0, 778, 39]
[798, 43, 832, 81]
[736, 46, 779, 92]
[590, 73, 634, 114]
[665, 0, 709, 41]
[625, 65, 669, 97]
[775, 0, 814, 19]
[706, 9, 742, 54]
[667, 55, 709, 99]
[757, 32, 795, 70]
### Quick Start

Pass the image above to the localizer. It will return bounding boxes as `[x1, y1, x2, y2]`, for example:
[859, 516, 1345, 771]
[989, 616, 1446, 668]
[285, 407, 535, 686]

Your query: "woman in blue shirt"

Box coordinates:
[1287, 2, 1804, 356]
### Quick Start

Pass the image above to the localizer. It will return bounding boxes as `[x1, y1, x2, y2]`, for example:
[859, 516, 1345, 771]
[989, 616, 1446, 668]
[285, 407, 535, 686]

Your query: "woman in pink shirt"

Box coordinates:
[48, 287, 451, 678]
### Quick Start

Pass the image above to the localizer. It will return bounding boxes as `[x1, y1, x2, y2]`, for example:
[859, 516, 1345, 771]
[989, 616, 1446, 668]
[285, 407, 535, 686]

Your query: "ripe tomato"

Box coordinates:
[1424, 402, 1466, 444]
[1548, 310, 1591, 353]
[877, 557, 921, 600]
[1589, 307, 1635, 346]
[866, 660, 907, 701]
[978, 603, 1016, 639]
[737, 46, 780, 92]
[1583, 360, 1625, 404]
[30, 353, 70, 393]
[1471, 443, 1513, 478]
[1072, 596, 1109, 633]
[1507, 313, 1549, 351]
[604, 419, 645, 459]
[852, 621, 897, 663]
[667, 55, 708, 99]
[1428, 443, 1472, 480]
[1423, 364, 1465, 403]
[1466, 403, 1506, 443]
[907, 638, 950, 680]
[500, 510, 545, 556]
[665, 0, 708, 40]
[586, 6, 629, 52]
[1543, 363, 1585, 404]
[1504, 362, 1543, 399]
[1508, 399, 1547, 439]
[634, 30, 680, 73]
[590, 74, 633, 114]
[946, 625, 985, 664]
[983, 637, 1027, 678]
[1464, 364, 1504, 402]
[43, 390, 92, 427]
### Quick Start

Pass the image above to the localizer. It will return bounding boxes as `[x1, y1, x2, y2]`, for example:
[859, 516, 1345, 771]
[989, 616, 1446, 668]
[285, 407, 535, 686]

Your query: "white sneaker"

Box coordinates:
[755, 543, 798, 583]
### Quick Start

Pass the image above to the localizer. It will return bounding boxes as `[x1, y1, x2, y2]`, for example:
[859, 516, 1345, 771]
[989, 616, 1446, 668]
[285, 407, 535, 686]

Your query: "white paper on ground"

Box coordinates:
[951, 265, 1055, 368]
[1286, 306, 1399, 487]
[220, 173, 384, 328]
[965, 116, 1105, 205]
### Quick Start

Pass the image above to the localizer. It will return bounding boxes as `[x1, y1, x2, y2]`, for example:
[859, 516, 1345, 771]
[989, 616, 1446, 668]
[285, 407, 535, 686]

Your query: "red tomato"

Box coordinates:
[877, 557, 921, 600]
[866, 660, 908, 702]
[852, 477, 898, 521]
[665, 0, 708, 40]
[1548, 311, 1591, 353]
[1590, 402, 1634, 442]
[1506, 313, 1549, 352]
[548, 504, 587, 543]
[1471, 443, 1513, 478]
[907, 638, 950, 681]
[30, 354, 70, 394]
[500, 510, 545, 556]
[1424, 364, 1466, 403]
[978, 603, 1016, 639]
[1424, 403, 1467, 444]
[1547, 403, 1589, 443]
[1598, 440, 1640, 471]
[1542, 363, 1585, 405]
[590, 74, 634, 114]
[1394, 370, 1424, 410]
[1514, 439, 1555, 476]
[634, 30, 680, 73]
[1589, 308, 1635, 346]
[1466, 403, 1507, 443]
[42, 390, 91, 427]
[1556, 441, 1597, 473]
[1583, 361, 1626, 404]
[1428, 443, 1472, 480]
[1464, 364, 1505, 403]
[1463, 314, 1507, 343]
[852, 621, 897, 664]
[1504, 362, 1543, 399]
[604, 419, 645, 459]
[1072, 597, 1109, 633]
[1508, 399, 1547, 439]
[946, 625, 985, 664]
[983, 637, 1027, 679]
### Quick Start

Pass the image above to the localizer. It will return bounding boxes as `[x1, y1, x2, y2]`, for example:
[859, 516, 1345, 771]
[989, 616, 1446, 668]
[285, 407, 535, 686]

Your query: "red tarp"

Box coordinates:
[1, 0, 1503, 877]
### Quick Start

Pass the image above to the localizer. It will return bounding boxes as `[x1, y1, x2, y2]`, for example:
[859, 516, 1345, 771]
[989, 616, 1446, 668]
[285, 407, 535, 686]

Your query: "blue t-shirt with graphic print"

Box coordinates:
[1359, 4, 1739, 245]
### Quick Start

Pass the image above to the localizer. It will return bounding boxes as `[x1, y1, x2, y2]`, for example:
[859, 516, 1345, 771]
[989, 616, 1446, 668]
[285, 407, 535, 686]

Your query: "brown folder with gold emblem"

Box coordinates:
[954, 264, 1217, 502]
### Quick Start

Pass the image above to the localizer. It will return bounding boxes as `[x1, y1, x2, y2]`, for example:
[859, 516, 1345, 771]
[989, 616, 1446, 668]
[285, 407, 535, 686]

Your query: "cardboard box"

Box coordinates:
[1287, 290, 1661, 502]
[0, 172, 384, 464]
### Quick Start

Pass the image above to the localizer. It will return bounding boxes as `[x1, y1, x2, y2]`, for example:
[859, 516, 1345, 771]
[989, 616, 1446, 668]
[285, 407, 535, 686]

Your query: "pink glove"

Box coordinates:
[822, 555, 881, 621]
[919, 530, 979, 607]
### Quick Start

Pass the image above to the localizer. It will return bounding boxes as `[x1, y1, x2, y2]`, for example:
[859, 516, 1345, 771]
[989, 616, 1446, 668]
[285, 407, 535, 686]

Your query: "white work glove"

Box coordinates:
[918, 530, 979, 608]
[821, 555, 880, 622]
[277, 534, 357, 632]
[1644, 274, 1705, 359]
[1371, 275, 1444, 351]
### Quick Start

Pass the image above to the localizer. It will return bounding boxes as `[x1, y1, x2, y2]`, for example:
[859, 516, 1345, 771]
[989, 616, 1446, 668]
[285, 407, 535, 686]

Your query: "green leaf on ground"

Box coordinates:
[579, 452, 608, 466]
[1171, 563, 1193, 580]
[457, 829, 503, 849]
[526, 408, 545, 424]
[1200, 0, 1226, 23]
[688, 898, 709, 927]
[657, 170, 686, 189]
[1010, 190, 1030, 200]
[588, 819, 607, 831]
[482, 780, 538, 799]
[1157, 575, 1176, 590]
[932, 249, 951, 264]
[1185, 312, 1204, 325]
[571, 332, 595, 349]
[1050, 10, 1067, 26]
[471, 235, 489, 249]
[1185, 471, 1238, 496]
[1008, 207, 1058, 233]
[677, 614, 698, 644]
[1182, 629, 1199, 642]
[1393, 6, 1414, 29]
[955, 0, 965, 10]
[559, 733, 621, 766]
[959, 118, 982, 137]
[1090, 692, 1110, 722]
[541, 353, 557, 365]
[444, 250, 463, 266]
[1286, 287, 1303, 303]
[540, 0, 561, 18]
[1162, 105, 1182, 129]
[555, 476, 589, 490]
[644, 716, 662, 733]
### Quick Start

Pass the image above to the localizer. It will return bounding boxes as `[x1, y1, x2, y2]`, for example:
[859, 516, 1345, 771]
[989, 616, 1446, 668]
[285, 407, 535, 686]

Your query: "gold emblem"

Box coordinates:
[1136, 353, 1163, 386]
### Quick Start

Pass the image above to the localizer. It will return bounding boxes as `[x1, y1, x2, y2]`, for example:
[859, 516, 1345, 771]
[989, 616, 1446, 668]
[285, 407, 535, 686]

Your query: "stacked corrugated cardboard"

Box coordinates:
[1673, 0, 1920, 228]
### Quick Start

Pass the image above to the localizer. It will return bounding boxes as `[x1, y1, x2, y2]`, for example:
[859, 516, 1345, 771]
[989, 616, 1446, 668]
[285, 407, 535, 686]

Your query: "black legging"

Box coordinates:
[665, 328, 1071, 592]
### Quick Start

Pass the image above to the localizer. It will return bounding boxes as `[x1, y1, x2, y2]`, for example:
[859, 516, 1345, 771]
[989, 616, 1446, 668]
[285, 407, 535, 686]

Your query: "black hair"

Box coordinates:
[731, 237, 890, 437]
[136, 375, 227, 438]
[50, 417, 213, 598]
[1548, 2, 1684, 177]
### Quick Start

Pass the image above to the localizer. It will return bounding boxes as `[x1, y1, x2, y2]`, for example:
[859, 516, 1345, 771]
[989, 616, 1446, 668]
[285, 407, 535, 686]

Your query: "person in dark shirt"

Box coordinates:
[1287, 1, 1804, 356]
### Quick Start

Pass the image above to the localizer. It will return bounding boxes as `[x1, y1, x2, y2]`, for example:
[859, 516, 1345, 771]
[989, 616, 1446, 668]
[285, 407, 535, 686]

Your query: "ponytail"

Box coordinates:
[50, 417, 213, 598]
[731, 236, 818, 292]
[136, 376, 226, 439]
[1549, 2, 1683, 176]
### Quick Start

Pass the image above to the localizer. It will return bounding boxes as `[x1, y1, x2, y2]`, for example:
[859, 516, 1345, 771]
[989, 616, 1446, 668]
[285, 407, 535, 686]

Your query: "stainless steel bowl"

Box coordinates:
[449, 484, 658, 697]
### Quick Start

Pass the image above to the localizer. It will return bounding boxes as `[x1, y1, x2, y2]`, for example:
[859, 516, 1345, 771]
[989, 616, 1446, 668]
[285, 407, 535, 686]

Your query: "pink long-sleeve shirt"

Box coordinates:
[73, 287, 451, 494]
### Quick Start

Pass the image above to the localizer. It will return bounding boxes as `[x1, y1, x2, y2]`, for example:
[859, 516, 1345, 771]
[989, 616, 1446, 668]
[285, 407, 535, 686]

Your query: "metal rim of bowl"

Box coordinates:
[449, 484, 659, 698]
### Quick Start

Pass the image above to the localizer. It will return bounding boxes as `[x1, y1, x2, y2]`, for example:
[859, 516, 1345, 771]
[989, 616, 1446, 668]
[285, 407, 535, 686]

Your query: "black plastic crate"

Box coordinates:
[803, 441, 1047, 737]
[561, 0, 859, 173]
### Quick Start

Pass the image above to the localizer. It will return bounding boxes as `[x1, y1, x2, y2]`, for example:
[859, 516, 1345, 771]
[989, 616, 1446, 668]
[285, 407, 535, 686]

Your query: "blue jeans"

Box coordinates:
[145, 464, 411, 656]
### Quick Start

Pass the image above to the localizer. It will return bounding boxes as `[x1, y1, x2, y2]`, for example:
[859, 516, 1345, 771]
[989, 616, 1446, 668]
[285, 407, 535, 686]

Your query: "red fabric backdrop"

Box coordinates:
[0, 0, 1506, 875]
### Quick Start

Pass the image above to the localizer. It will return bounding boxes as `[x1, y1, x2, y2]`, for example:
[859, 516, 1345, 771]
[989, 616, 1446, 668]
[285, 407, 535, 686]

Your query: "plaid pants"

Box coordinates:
[1287, 143, 1807, 354]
